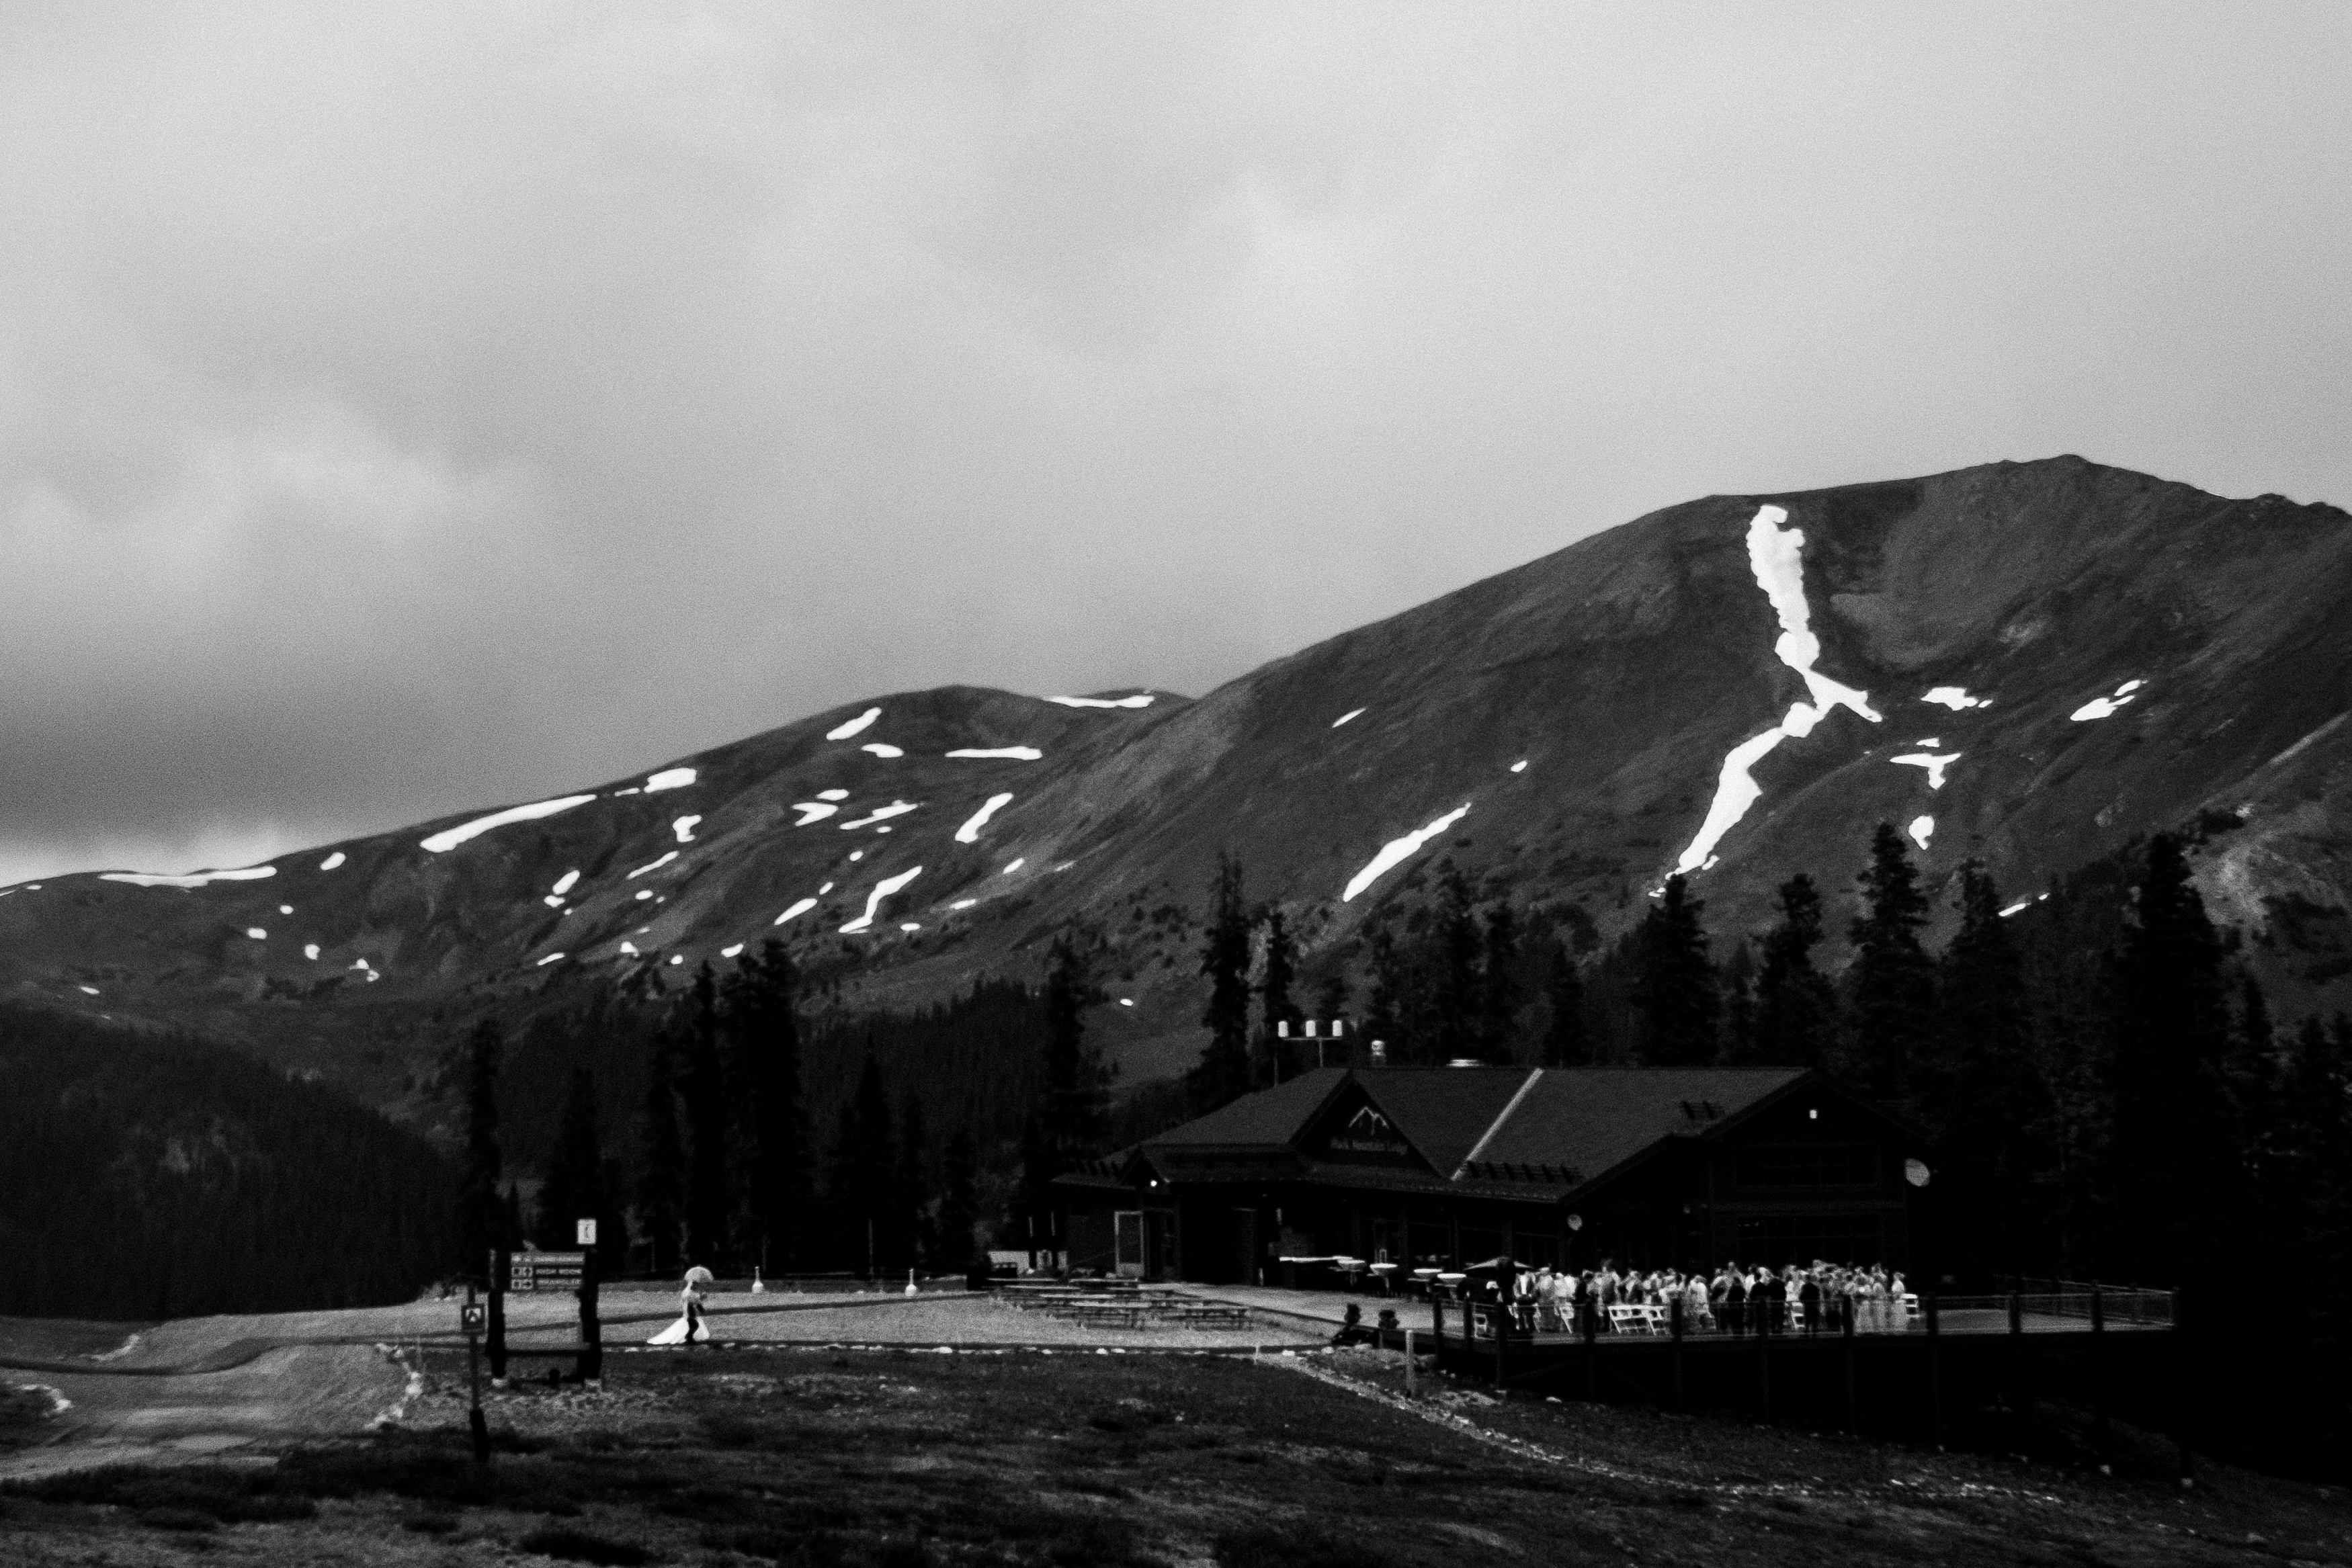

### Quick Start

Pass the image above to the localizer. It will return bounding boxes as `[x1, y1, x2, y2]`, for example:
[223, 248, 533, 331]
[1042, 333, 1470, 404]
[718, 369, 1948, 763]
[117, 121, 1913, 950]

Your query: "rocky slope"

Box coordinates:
[5, 455, 2347, 1107]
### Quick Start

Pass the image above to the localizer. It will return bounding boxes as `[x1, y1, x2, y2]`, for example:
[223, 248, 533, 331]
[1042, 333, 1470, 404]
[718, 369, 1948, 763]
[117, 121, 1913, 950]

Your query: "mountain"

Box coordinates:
[5, 456, 2348, 1119]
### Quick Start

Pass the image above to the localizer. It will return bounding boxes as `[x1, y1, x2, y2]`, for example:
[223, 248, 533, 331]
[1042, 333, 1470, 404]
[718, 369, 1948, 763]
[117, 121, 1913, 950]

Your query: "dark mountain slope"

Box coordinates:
[3, 456, 2347, 1107]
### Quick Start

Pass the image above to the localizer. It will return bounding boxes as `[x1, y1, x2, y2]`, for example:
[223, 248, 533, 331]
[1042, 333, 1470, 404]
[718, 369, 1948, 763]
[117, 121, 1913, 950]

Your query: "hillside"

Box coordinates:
[3, 455, 2347, 1115]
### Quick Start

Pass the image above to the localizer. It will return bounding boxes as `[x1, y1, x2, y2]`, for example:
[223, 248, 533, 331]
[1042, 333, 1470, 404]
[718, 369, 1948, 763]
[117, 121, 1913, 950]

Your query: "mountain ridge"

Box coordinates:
[5, 455, 2348, 1114]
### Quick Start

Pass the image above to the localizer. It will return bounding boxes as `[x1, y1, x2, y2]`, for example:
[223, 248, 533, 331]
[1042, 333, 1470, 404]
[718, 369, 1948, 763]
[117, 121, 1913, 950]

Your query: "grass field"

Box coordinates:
[2, 1343, 2346, 1566]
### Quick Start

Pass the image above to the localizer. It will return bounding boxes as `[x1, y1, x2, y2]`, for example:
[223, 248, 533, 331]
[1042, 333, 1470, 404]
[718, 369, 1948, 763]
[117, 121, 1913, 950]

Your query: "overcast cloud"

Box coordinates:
[3, 1, 2348, 885]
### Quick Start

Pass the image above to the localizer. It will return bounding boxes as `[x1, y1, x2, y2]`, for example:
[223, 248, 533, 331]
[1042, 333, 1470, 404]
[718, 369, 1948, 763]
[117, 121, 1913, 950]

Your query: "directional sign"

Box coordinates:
[460, 1301, 487, 1334]
[506, 1251, 587, 1292]
[575, 1218, 599, 1247]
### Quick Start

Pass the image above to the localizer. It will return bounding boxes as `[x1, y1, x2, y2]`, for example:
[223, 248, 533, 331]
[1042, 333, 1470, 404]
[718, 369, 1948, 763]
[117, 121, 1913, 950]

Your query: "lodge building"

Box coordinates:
[1054, 1066, 1923, 1284]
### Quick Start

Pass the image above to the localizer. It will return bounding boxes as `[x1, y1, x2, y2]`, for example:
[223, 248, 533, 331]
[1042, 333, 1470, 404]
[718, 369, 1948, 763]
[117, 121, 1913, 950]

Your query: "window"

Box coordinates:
[1736, 1144, 1879, 1189]
[1734, 1215, 1882, 1267]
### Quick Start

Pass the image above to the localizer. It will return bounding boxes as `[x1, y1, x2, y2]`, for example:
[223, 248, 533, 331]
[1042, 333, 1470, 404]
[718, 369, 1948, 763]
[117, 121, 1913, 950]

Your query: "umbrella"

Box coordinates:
[683, 1266, 716, 1286]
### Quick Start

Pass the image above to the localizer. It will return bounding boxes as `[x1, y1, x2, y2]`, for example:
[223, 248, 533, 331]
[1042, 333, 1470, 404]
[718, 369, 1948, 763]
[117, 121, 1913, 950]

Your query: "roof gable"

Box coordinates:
[1471, 1068, 1810, 1187]
[1142, 1068, 1348, 1151]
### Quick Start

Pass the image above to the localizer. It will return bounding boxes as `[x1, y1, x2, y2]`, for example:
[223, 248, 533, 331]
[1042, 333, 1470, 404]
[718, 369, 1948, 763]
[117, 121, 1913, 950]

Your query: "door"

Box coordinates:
[1231, 1209, 1261, 1287]
[1146, 1210, 1177, 1280]
[1114, 1211, 1145, 1278]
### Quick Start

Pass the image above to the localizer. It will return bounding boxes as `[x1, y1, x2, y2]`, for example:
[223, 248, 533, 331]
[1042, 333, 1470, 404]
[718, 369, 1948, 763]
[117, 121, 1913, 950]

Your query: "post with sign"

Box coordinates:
[461, 1284, 490, 1463]
[487, 1249, 509, 1386]
[575, 1219, 603, 1385]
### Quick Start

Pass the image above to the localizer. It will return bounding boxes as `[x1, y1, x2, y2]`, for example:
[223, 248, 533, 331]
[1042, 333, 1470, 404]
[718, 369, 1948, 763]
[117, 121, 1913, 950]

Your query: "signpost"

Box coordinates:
[487, 1240, 602, 1387]
[461, 1286, 489, 1463]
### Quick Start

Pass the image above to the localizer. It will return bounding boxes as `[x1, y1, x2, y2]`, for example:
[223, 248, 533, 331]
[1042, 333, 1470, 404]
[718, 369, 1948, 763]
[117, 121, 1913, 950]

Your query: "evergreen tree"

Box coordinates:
[634, 1029, 685, 1276]
[722, 941, 804, 1274]
[1540, 937, 1590, 1067]
[1431, 863, 1484, 1061]
[457, 1019, 505, 1278]
[1257, 908, 1302, 1084]
[1927, 863, 2050, 1280]
[1480, 902, 1523, 1063]
[897, 1089, 933, 1272]
[1848, 824, 1935, 1098]
[1631, 875, 1718, 1065]
[677, 962, 732, 1269]
[2105, 833, 2233, 1277]
[1755, 873, 1839, 1067]
[1025, 937, 1111, 1222]
[937, 1128, 981, 1270]
[1719, 940, 1757, 1065]
[1189, 853, 1253, 1110]
[535, 1066, 623, 1271]
[1363, 926, 1404, 1059]
[1312, 969, 1350, 1028]
[827, 1057, 899, 1276]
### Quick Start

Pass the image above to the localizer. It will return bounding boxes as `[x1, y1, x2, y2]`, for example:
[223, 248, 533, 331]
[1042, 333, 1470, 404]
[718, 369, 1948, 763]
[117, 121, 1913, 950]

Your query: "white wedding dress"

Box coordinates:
[648, 1287, 710, 1346]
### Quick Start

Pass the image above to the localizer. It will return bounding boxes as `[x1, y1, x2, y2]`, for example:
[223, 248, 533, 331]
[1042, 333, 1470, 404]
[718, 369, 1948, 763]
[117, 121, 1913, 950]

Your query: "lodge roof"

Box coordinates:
[1064, 1065, 1876, 1205]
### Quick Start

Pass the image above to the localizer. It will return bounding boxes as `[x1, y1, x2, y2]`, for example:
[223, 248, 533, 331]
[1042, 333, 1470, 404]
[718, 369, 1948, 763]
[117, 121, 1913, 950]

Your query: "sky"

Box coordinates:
[3, 2, 2349, 886]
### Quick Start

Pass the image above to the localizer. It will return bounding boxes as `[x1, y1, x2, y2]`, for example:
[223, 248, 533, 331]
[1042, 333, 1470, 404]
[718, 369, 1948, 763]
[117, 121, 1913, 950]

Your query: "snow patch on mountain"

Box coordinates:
[319, 852, 346, 871]
[1922, 687, 1988, 710]
[1672, 505, 1884, 875]
[1343, 803, 1472, 902]
[947, 747, 1042, 760]
[956, 793, 1015, 843]
[537, 953, 565, 967]
[304, 944, 320, 960]
[841, 801, 918, 830]
[421, 795, 596, 853]
[1333, 708, 1365, 728]
[552, 870, 580, 895]
[1510, 760, 1527, 773]
[1002, 859, 1025, 875]
[2071, 679, 2145, 722]
[841, 867, 923, 933]
[817, 789, 849, 801]
[722, 943, 744, 958]
[774, 898, 817, 925]
[1908, 816, 1935, 849]
[101, 864, 278, 889]
[1048, 693, 1153, 709]
[861, 743, 905, 758]
[951, 898, 977, 910]
[1891, 750, 1961, 790]
[644, 768, 696, 793]
[827, 707, 882, 740]
[792, 802, 839, 826]
[672, 816, 702, 843]
[626, 851, 678, 878]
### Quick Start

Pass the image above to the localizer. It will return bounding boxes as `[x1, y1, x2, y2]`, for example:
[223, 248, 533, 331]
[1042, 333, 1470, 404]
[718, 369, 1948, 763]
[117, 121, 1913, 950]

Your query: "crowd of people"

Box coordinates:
[1472, 1260, 1914, 1336]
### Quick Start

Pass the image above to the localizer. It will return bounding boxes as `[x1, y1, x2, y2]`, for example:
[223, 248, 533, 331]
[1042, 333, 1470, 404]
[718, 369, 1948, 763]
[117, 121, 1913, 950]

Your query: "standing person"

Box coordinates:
[1798, 1269, 1823, 1336]
[1721, 1264, 1748, 1338]
[1681, 1271, 1712, 1334]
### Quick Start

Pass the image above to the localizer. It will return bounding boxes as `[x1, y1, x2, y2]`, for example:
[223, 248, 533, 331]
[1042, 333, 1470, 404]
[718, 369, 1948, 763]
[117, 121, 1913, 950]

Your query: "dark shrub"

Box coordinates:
[516, 1524, 656, 1565]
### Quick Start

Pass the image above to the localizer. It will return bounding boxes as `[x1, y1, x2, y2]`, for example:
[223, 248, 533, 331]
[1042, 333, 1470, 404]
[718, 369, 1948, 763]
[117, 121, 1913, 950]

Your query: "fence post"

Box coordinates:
[487, 1248, 509, 1387]
[1404, 1327, 1416, 1398]
[1924, 1293, 1942, 1448]
[1582, 1298, 1597, 1401]
[1841, 1294, 1858, 1432]
[2009, 1290, 2030, 1427]
[2089, 1288, 2107, 1454]
[1671, 1296, 1685, 1413]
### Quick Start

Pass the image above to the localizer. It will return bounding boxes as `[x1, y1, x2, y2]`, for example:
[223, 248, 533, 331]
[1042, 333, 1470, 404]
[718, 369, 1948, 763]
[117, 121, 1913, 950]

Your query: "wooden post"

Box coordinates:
[2089, 1288, 2107, 1454]
[487, 1249, 509, 1387]
[2173, 1289, 2194, 1487]
[1670, 1295, 1685, 1413]
[1841, 1294, 1857, 1432]
[1924, 1293, 1943, 1447]
[2009, 1290, 2028, 1427]
[1404, 1328, 1416, 1397]
[579, 1251, 603, 1386]
[465, 1282, 489, 1464]
[1582, 1297, 1597, 1401]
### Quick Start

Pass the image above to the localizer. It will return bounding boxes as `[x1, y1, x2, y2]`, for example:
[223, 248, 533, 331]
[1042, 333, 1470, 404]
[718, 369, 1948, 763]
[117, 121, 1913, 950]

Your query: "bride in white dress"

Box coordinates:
[648, 1266, 714, 1346]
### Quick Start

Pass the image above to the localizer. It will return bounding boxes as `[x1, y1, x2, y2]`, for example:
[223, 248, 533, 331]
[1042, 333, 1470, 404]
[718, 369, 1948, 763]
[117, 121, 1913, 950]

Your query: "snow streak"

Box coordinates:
[1671, 505, 1883, 875]
[956, 793, 1015, 843]
[1047, 693, 1153, 709]
[421, 795, 595, 853]
[672, 816, 702, 843]
[319, 852, 347, 871]
[861, 743, 904, 758]
[1332, 708, 1365, 728]
[1921, 687, 1988, 710]
[101, 864, 279, 889]
[826, 707, 882, 740]
[792, 802, 839, 826]
[1890, 750, 1961, 790]
[1343, 803, 1471, 902]
[840, 867, 923, 933]
[774, 898, 817, 925]
[644, 767, 698, 793]
[840, 801, 918, 830]
[627, 851, 678, 877]
[946, 747, 1042, 760]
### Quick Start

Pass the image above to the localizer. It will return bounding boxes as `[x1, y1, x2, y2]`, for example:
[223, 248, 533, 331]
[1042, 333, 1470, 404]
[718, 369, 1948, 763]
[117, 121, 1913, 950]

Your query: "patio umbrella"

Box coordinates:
[683, 1266, 716, 1286]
